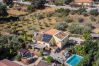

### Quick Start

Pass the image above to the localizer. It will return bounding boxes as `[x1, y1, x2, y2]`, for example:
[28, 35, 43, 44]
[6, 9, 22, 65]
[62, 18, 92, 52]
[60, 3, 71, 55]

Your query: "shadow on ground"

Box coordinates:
[0, 16, 20, 23]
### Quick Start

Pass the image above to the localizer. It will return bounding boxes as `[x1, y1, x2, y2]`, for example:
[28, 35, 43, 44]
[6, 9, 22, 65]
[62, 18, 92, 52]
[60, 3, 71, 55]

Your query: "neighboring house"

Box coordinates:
[0, 59, 21, 66]
[18, 49, 34, 64]
[18, 48, 33, 58]
[33, 29, 69, 48]
[37, 60, 61, 66]
[73, 0, 93, 6]
[14, 0, 31, 5]
[0, 0, 7, 3]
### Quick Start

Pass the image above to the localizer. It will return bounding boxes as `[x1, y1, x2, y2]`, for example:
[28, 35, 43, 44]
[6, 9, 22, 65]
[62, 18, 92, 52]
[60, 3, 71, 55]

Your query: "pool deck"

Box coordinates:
[64, 54, 83, 66]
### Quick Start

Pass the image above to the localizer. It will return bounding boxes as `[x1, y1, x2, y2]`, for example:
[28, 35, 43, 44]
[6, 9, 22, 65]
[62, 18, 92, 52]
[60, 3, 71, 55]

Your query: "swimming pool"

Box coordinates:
[66, 54, 83, 66]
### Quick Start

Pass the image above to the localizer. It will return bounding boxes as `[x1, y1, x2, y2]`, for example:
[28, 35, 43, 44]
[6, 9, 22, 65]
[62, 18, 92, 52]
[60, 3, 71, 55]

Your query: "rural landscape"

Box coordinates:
[0, 0, 99, 66]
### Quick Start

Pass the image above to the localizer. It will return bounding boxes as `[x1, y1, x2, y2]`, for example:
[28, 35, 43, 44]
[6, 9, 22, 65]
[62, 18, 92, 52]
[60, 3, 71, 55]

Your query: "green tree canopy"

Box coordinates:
[55, 22, 68, 31]
[0, 35, 24, 59]
[0, 3, 8, 17]
[65, 0, 73, 4]
[68, 23, 92, 34]
[46, 56, 53, 63]
[31, 0, 46, 9]
[90, 9, 99, 16]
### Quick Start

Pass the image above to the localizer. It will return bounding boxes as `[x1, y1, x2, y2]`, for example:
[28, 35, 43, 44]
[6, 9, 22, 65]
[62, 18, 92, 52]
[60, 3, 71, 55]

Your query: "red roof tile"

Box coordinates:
[45, 29, 60, 35]
[74, 0, 93, 3]
[0, 59, 21, 66]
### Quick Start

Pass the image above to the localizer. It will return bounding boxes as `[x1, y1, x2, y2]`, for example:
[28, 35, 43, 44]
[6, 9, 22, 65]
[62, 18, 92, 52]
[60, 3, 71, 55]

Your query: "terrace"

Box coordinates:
[55, 31, 69, 40]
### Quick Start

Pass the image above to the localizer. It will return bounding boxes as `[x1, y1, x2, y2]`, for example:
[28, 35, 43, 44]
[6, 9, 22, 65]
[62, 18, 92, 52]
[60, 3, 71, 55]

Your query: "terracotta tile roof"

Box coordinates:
[0, 62, 7, 66]
[0, 59, 21, 66]
[74, 0, 93, 3]
[37, 61, 60, 66]
[45, 29, 60, 35]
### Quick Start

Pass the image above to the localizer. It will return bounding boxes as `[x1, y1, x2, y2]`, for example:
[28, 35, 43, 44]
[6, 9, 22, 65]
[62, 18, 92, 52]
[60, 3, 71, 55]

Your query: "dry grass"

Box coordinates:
[1, 7, 99, 40]
[8, 8, 28, 16]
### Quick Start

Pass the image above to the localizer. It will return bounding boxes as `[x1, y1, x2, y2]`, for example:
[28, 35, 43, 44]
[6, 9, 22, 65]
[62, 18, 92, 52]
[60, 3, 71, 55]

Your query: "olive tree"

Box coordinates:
[31, 0, 46, 9]
[55, 22, 68, 31]
[68, 23, 92, 34]
[0, 35, 24, 59]
[90, 9, 99, 16]
[0, 3, 8, 17]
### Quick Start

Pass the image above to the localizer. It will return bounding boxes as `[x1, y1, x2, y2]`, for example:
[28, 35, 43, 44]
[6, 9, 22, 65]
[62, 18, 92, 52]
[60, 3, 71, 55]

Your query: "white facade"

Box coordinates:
[0, 0, 3, 3]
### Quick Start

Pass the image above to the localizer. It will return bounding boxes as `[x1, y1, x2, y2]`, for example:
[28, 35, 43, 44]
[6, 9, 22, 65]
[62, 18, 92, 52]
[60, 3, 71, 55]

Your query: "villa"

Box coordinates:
[33, 29, 69, 48]
[73, 0, 93, 6]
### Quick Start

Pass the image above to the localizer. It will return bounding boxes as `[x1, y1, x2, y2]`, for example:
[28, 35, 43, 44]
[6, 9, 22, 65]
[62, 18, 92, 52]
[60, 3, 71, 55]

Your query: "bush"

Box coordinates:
[34, 13, 45, 20]
[56, 8, 65, 13]
[56, 8, 70, 16]
[90, 9, 99, 16]
[65, 0, 73, 4]
[0, 3, 8, 17]
[31, 0, 46, 9]
[68, 23, 92, 34]
[77, 8, 87, 15]
[70, 10, 77, 15]
[44, 22, 50, 27]
[64, 17, 73, 23]
[78, 17, 84, 23]
[90, 16, 96, 22]
[45, 56, 53, 63]
[27, 5, 34, 12]
[55, 22, 68, 31]
[54, 0, 64, 6]
[15, 54, 22, 61]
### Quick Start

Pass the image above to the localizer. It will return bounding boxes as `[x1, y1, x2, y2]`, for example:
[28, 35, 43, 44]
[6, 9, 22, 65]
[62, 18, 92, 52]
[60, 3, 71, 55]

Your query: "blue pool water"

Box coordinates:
[66, 54, 83, 66]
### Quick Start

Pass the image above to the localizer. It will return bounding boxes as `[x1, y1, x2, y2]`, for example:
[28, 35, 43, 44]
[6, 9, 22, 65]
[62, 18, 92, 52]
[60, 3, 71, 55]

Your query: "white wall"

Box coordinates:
[0, 0, 3, 3]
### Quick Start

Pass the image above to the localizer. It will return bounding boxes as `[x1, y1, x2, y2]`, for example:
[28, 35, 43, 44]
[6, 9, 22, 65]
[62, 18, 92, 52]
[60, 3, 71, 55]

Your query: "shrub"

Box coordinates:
[77, 8, 87, 15]
[70, 10, 77, 15]
[65, 17, 73, 23]
[54, 0, 64, 6]
[56, 8, 70, 16]
[68, 23, 92, 34]
[46, 56, 53, 63]
[55, 22, 68, 31]
[90, 16, 96, 22]
[34, 13, 45, 20]
[65, 0, 73, 4]
[56, 8, 65, 13]
[44, 22, 50, 27]
[31, 0, 46, 9]
[0, 3, 8, 17]
[15, 54, 22, 61]
[27, 5, 34, 12]
[90, 9, 99, 16]
[78, 17, 84, 23]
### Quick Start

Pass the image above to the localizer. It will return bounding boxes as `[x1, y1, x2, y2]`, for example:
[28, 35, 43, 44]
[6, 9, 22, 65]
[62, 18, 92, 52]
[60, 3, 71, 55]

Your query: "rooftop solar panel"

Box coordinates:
[42, 34, 52, 43]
